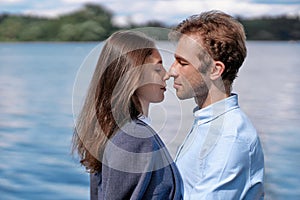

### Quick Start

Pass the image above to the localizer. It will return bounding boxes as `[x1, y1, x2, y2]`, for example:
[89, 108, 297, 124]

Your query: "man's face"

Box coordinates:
[169, 34, 213, 100]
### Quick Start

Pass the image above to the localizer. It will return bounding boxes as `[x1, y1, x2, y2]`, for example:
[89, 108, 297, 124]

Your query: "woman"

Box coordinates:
[72, 30, 183, 200]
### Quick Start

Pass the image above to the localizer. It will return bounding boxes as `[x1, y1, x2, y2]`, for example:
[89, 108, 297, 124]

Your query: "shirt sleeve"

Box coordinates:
[245, 137, 264, 200]
[90, 173, 99, 200]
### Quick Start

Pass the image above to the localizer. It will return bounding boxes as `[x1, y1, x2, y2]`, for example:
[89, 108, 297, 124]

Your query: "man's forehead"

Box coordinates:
[175, 34, 210, 62]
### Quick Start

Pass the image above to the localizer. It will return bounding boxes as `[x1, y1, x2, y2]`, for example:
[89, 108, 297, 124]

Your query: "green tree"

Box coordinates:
[0, 15, 24, 41]
[57, 3, 115, 40]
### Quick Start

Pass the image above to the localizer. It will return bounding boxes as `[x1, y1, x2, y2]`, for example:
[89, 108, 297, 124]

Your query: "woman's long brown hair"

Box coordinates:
[72, 31, 155, 172]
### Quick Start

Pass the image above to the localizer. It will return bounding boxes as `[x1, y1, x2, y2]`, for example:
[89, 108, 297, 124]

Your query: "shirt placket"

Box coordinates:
[175, 119, 198, 162]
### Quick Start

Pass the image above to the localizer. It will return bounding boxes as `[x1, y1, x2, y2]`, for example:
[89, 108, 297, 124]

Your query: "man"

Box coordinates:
[166, 11, 264, 199]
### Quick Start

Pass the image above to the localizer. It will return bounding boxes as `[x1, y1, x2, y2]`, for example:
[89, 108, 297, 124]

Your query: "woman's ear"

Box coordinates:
[210, 61, 225, 81]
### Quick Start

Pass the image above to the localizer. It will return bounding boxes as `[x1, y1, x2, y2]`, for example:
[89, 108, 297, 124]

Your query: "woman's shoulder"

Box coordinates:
[103, 119, 174, 174]
[110, 119, 160, 153]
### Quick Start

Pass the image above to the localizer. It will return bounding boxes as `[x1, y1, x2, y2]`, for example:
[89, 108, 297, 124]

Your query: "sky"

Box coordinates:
[0, 0, 300, 26]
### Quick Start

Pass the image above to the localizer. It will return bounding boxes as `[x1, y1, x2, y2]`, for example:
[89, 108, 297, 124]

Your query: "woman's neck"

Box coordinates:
[139, 99, 150, 117]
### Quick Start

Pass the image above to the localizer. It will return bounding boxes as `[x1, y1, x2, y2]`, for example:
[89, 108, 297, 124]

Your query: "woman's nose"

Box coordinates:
[163, 72, 170, 81]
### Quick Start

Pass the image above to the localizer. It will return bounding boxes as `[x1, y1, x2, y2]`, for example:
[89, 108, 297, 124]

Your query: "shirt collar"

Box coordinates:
[193, 93, 239, 125]
[138, 115, 152, 126]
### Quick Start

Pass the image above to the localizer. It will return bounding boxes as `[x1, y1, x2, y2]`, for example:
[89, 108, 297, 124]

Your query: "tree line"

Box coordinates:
[0, 3, 299, 41]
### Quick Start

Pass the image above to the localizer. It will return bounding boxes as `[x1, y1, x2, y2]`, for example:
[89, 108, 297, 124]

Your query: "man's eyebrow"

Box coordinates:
[174, 54, 188, 62]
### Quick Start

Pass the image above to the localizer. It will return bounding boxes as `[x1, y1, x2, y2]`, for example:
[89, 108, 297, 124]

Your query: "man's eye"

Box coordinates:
[179, 61, 188, 66]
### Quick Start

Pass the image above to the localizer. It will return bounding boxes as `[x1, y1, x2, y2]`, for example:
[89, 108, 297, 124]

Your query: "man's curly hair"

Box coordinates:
[170, 10, 247, 93]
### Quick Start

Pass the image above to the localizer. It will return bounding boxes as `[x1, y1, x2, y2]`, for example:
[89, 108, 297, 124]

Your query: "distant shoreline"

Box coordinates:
[1, 4, 299, 42]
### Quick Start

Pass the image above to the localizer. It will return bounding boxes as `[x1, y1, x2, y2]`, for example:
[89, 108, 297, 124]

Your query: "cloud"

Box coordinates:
[0, 0, 299, 24]
[23, 7, 77, 18]
[0, 0, 24, 3]
[60, 0, 105, 3]
[105, 0, 300, 26]
[250, 0, 300, 4]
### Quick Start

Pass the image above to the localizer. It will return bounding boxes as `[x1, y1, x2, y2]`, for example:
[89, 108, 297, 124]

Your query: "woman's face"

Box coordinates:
[136, 49, 167, 104]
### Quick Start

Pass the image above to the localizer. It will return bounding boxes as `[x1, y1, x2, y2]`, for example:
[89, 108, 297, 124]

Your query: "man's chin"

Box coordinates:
[176, 92, 192, 100]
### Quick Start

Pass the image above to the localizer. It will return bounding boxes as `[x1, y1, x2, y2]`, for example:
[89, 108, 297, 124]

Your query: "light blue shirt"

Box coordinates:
[175, 94, 264, 200]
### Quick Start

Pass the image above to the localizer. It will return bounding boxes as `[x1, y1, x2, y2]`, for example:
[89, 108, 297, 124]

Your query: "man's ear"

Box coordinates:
[210, 61, 225, 80]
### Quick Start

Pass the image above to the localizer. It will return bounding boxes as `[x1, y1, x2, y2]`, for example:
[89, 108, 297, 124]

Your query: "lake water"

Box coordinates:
[0, 41, 299, 200]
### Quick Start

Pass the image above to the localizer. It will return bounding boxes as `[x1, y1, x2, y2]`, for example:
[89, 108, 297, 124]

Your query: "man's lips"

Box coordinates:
[173, 82, 181, 89]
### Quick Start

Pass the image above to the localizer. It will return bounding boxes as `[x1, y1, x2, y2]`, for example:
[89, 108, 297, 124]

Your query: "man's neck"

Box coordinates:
[195, 91, 229, 109]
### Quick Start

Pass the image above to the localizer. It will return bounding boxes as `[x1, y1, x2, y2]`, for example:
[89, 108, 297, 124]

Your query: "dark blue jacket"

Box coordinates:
[90, 119, 183, 200]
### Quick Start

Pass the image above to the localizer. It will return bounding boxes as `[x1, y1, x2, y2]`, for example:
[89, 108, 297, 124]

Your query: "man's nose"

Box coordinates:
[168, 62, 179, 78]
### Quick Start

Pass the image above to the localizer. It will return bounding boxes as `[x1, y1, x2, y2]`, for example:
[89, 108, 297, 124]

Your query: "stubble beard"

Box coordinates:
[193, 82, 209, 108]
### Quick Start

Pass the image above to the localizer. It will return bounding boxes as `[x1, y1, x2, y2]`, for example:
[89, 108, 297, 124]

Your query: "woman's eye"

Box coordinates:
[155, 68, 162, 72]
[154, 64, 163, 72]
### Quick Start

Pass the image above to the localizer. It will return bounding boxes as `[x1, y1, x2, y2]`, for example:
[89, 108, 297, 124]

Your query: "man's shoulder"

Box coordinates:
[223, 107, 259, 144]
